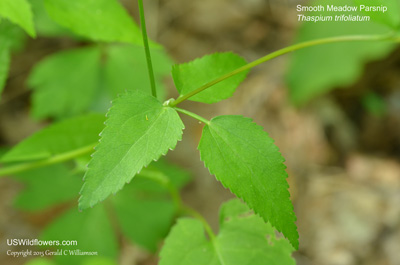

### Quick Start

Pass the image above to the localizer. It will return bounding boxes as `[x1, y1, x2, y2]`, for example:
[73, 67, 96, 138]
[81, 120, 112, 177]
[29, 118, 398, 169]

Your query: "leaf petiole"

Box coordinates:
[173, 107, 210, 125]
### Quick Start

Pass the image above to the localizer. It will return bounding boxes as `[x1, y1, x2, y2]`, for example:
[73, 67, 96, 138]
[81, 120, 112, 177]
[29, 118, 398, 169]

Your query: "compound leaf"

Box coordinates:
[13, 164, 82, 211]
[1, 113, 105, 163]
[172, 52, 248, 103]
[198, 115, 298, 249]
[28, 46, 101, 119]
[79, 91, 184, 210]
[0, 0, 35, 37]
[287, 0, 395, 105]
[160, 199, 295, 265]
[41, 206, 118, 265]
[104, 44, 172, 100]
[43, 0, 142, 45]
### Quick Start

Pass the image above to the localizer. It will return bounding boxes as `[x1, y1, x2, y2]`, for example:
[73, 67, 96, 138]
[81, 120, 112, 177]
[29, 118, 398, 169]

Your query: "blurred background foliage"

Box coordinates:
[0, 0, 399, 265]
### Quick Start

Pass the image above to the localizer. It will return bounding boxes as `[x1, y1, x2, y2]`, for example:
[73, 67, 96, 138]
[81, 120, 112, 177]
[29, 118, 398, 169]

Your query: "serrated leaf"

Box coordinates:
[104, 44, 172, 101]
[0, 0, 35, 37]
[13, 164, 81, 211]
[43, 0, 143, 45]
[41, 206, 118, 265]
[79, 91, 184, 210]
[28, 47, 101, 119]
[353, 0, 400, 29]
[198, 115, 298, 249]
[1, 113, 105, 163]
[172, 52, 248, 103]
[160, 199, 295, 265]
[286, 0, 395, 105]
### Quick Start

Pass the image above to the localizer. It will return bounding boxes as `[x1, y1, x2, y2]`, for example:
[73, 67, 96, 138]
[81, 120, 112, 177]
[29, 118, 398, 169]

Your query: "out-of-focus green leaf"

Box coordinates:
[82, 257, 118, 265]
[198, 115, 298, 249]
[286, 0, 395, 105]
[112, 183, 175, 252]
[1, 114, 105, 163]
[0, 0, 35, 37]
[147, 159, 191, 190]
[29, 0, 72, 37]
[0, 22, 26, 98]
[28, 47, 102, 119]
[0, 44, 9, 98]
[160, 199, 295, 265]
[353, 0, 400, 29]
[0, 21, 27, 51]
[41, 206, 118, 265]
[79, 91, 184, 210]
[13, 164, 81, 211]
[24, 258, 57, 265]
[111, 161, 190, 251]
[362, 91, 387, 117]
[43, 0, 143, 44]
[104, 44, 172, 101]
[172, 52, 248, 103]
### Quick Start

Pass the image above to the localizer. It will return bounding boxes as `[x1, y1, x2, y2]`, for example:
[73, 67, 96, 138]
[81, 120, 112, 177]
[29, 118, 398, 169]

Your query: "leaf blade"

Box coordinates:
[172, 52, 248, 103]
[354, 0, 400, 29]
[79, 91, 184, 210]
[43, 0, 143, 44]
[0, 0, 35, 37]
[13, 164, 82, 211]
[160, 199, 295, 265]
[286, 0, 395, 105]
[28, 46, 101, 119]
[1, 113, 105, 163]
[198, 115, 298, 248]
[0, 45, 10, 99]
[41, 206, 118, 265]
[104, 44, 172, 100]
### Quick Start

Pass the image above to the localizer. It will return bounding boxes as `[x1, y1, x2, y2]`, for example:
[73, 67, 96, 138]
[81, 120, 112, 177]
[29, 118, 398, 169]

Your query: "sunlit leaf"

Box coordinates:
[79, 91, 184, 209]
[198, 115, 298, 248]
[172, 52, 248, 103]
[160, 199, 295, 265]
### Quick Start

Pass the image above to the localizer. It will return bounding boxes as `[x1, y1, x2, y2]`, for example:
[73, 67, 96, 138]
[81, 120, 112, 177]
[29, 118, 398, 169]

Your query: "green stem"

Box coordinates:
[0, 144, 96, 177]
[138, 0, 157, 98]
[174, 107, 210, 125]
[170, 33, 398, 107]
[138, 169, 183, 210]
[182, 206, 216, 240]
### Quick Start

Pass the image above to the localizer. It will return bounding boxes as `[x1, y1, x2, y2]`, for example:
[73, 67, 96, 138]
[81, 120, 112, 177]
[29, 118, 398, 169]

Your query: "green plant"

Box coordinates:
[1, 0, 400, 264]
